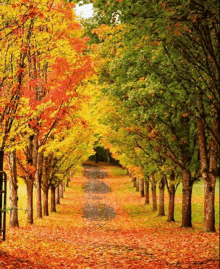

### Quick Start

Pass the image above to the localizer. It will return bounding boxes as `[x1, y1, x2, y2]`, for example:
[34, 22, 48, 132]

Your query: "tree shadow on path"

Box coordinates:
[83, 165, 116, 221]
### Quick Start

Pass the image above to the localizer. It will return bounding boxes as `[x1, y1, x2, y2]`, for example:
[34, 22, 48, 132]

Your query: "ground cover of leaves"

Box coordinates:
[0, 165, 219, 268]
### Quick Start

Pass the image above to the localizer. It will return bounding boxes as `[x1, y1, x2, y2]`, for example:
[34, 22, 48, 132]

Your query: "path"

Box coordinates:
[83, 165, 115, 221]
[0, 164, 219, 268]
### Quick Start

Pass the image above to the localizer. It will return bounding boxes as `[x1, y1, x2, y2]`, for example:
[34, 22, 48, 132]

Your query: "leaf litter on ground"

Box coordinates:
[0, 165, 219, 268]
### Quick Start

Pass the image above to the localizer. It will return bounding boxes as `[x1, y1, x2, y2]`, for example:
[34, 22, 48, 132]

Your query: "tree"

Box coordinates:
[80, 0, 219, 231]
[7, 150, 19, 227]
[1, 0, 94, 226]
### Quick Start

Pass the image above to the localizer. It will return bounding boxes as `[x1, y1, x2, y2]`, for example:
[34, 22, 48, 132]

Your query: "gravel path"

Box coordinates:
[83, 165, 116, 221]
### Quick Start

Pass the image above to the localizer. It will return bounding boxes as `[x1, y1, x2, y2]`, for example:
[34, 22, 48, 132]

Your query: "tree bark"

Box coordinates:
[167, 171, 176, 222]
[8, 150, 19, 227]
[26, 178, 34, 224]
[204, 177, 216, 232]
[158, 175, 165, 216]
[151, 173, 157, 211]
[198, 118, 218, 232]
[140, 178, 145, 197]
[207, 122, 218, 232]
[50, 186, 56, 212]
[56, 186, 60, 204]
[43, 188, 49, 216]
[59, 182, 64, 199]
[181, 169, 193, 227]
[66, 178, 70, 188]
[42, 155, 50, 216]
[132, 177, 136, 188]
[35, 152, 43, 218]
[26, 133, 38, 225]
[145, 180, 150, 204]
[66, 172, 71, 188]
[63, 181, 65, 193]
[136, 178, 139, 192]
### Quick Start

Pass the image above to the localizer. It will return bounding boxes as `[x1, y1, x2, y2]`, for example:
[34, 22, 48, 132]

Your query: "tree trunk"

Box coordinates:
[181, 169, 193, 227]
[63, 181, 65, 193]
[158, 175, 165, 216]
[140, 178, 145, 197]
[133, 177, 136, 188]
[26, 178, 34, 224]
[43, 188, 49, 216]
[66, 178, 70, 188]
[25, 133, 38, 225]
[136, 178, 139, 192]
[145, 180, 150, 204]
[204, 178, 216, 232]
[198, 118, 218, 232]
[66, 172, 71, 188]
[151, 174, 157, 211]
[56, 186, 60, 204]
[35, 152, 43, 218]
[8, 150, 19, 227]
[59, 183, 63, 199]
[51, 186, 56, 212]
[42, 155, 51, 216]
[167, 171, 175, 222]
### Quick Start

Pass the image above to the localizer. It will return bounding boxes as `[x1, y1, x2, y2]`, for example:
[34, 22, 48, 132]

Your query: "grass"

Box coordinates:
[108, 166, 128, 177]
[5, 167, 87, 227]
[123, 204, 151, 218]
[6, 177, 56, 226]
[12, 178, 29, 225]
[5, 165, 219, 231]
[175, 179, 219, 225]
[1, 163, 219, 268]
[107, 166, 219, 231]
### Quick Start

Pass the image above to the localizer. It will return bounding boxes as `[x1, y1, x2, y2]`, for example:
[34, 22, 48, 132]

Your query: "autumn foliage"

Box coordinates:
[80, 0, 219, 232]
[0, 165, 219, 268]
[0, 0, 97, 228]
[0, 0, 219, 268]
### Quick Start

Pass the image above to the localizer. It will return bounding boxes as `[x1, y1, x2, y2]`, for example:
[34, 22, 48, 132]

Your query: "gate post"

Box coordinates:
[0, 149, 7, 241]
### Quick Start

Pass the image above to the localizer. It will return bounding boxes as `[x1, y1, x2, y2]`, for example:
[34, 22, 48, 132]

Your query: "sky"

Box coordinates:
[74, 3, 94, 19]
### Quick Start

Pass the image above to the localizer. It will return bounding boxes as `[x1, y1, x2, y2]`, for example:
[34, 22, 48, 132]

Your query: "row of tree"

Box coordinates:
[0, 0, 219, 235]
[79, 0, 219, 232]
[132, 173, 178, 222]
[0, 0, 98, 229]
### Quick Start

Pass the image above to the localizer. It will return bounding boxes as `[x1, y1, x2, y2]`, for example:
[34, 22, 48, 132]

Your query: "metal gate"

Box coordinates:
[0, 171, 7, 241]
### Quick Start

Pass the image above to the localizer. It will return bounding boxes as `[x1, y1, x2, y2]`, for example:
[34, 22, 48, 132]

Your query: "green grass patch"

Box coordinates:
[108, 166, 128, 176]
[123, 204, 151, 218]
[176, 178, 219, 197]
[5, 177, 30, 226]
[175, 179, 219, 226]
[122, 177, 219, 230]
[114, 181, 134, 196]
